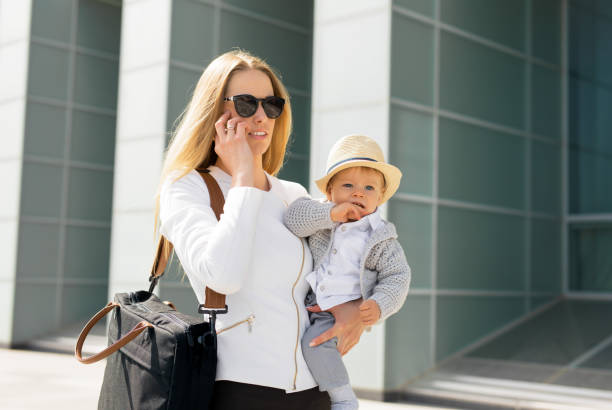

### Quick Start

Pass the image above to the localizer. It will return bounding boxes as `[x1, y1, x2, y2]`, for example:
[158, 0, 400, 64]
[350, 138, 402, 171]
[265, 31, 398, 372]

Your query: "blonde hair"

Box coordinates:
[154, 50, 292, 236]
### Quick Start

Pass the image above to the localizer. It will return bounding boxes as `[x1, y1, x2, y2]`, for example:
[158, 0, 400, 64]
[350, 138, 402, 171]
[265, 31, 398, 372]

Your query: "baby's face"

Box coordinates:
[326, 167, 385, 217]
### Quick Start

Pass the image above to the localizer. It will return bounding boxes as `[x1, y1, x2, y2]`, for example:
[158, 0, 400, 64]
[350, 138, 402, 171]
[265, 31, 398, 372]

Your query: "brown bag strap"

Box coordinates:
[75, 302, 153, 364]
[149, 169, 226, 309]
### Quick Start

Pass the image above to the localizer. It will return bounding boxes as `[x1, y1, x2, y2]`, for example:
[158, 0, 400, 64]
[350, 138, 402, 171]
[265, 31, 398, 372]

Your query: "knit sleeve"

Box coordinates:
[368, 238, 411, 321]
[283, 197, 335, 238]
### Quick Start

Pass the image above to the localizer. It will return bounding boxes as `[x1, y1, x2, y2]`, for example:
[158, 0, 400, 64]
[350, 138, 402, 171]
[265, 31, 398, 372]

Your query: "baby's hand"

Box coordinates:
[330, 202, 362, 223]
[359, 299, 380, 325]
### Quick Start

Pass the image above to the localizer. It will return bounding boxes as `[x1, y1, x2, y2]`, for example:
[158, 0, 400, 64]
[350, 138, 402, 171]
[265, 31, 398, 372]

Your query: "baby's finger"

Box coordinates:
[306, 304, 322, 313]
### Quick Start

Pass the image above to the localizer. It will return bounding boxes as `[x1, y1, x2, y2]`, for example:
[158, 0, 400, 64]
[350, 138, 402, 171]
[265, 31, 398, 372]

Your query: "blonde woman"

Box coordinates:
[156, 50, 365, 409]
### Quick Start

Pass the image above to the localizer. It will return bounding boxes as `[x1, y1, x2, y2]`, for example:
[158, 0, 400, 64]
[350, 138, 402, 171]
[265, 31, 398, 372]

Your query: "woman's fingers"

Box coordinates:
[309, 327, 336, 347]
[214, 111, 231, 138]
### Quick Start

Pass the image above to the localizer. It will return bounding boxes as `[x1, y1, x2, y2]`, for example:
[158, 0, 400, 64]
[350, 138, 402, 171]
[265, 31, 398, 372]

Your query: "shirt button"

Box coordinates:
[320, 285, 325, 292]
[332, 248, 337, 254]
[341, 226, 347, 232]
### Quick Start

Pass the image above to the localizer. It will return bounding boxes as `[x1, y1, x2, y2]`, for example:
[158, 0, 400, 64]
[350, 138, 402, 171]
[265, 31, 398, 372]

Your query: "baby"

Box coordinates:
[284, 134, 411, 410]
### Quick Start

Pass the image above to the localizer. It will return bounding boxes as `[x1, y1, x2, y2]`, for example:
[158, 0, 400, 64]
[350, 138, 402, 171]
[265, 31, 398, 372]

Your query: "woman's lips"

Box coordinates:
[249, 131, 268, 140]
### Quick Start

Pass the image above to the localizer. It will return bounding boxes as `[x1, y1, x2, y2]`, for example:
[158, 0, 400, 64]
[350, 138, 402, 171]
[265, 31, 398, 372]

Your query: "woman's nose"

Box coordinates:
[253, 102, 266, 123]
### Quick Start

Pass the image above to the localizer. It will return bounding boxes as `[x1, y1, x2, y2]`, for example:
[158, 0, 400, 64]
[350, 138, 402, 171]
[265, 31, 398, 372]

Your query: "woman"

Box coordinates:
[156, 50, 365, 409]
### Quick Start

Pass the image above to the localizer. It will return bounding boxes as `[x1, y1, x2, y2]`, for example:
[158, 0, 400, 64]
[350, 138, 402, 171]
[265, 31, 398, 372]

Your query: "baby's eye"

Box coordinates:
[365, 185, 375, 191]
[342, 183, 353, 189]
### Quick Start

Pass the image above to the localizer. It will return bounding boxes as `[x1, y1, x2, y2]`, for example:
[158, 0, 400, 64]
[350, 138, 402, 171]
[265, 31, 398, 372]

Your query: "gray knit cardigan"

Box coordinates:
[284, 197, 411, 321]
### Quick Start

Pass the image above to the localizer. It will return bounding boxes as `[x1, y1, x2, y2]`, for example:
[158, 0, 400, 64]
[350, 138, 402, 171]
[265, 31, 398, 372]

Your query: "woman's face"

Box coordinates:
[224, 69, 277, 157]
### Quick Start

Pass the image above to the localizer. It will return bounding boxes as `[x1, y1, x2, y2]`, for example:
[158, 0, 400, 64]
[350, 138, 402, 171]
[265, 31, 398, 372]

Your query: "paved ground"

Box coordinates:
[0, 348, 449, 410]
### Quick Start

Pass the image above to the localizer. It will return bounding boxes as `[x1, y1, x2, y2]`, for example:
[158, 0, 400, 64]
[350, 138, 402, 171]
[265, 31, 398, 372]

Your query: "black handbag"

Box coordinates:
[75, 170, 227, 410]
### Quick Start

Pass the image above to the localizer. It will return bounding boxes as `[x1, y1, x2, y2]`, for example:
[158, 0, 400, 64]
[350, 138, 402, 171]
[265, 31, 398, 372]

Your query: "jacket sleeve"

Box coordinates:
[159, 171, 264, 295]
[368, 238, 411, 321]
[283, 197, 335, 238]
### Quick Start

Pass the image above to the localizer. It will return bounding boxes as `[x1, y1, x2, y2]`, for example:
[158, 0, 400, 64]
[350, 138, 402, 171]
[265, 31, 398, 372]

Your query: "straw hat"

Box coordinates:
[315, 134, 402, 205]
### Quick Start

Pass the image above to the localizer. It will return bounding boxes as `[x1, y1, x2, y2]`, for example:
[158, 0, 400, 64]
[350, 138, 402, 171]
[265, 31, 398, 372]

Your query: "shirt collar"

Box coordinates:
[342, 207, 383, 232]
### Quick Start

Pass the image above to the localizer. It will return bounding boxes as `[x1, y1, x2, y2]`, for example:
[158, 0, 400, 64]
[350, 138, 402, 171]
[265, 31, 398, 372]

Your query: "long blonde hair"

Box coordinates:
[154, 50, 292, 235]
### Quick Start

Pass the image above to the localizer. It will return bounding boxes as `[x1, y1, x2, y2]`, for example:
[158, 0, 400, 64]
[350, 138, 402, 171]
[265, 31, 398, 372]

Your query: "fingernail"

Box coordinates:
[309, 342, 314, 347]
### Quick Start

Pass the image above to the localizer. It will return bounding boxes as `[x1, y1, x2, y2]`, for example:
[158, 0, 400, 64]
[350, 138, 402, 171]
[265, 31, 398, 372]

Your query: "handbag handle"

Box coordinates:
[149, 169, 226, 309]
[75, 302, 153, 364]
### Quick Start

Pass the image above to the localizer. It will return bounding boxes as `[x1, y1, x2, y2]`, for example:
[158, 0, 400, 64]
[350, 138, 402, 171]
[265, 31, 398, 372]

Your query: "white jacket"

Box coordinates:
[159, 166, 317, 393]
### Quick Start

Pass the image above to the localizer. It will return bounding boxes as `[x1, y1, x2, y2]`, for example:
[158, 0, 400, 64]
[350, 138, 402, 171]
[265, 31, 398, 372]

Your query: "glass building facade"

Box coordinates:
[0, 0, 610, 405]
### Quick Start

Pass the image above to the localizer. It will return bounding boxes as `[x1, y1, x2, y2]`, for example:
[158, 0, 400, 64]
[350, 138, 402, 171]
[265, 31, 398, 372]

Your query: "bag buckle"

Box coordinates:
[198, 305, 228, 316]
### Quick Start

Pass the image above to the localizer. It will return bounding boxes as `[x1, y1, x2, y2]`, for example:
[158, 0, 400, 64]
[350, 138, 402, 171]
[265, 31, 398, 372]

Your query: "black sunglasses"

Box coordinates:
[224, 94, 285, 119]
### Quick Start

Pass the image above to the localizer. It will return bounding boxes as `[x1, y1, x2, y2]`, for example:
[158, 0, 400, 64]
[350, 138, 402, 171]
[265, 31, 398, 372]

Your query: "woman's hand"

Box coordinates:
[213, 111, 254, 186]
[307, 299, 366, 356]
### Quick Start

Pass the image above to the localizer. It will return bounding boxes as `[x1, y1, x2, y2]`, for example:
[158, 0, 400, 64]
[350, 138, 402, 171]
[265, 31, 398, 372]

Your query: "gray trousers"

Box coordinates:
[302, 291, 351, 392]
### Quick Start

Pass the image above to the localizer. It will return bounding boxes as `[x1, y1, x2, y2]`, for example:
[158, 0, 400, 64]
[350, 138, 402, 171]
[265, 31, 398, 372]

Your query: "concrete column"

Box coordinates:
[311, 0, 392, 394]
[108, 0, 172, 297]
[0, 0, 32, 346]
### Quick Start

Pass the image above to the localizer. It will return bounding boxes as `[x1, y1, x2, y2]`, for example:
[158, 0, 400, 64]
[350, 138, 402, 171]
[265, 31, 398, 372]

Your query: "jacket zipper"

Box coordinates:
[290, 238, 306, 390]
[216, 314, 255, 335]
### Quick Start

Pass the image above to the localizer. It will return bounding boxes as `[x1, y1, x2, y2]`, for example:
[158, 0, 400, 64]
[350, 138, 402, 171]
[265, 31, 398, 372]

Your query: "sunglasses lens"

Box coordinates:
[233, 95, 258, 117]
[262, 97, 285, 119]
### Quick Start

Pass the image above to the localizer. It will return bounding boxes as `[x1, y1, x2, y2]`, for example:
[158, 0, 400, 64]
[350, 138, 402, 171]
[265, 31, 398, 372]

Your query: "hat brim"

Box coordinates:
[315, 160, 402, 205]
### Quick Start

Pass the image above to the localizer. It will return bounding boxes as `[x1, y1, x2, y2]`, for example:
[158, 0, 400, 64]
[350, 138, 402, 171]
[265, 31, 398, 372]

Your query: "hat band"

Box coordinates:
[327, 157, 377, 174]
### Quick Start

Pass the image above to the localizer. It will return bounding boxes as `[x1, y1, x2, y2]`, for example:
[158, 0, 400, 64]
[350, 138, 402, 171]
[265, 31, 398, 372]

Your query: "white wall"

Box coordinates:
[311, 0, 393, 393]
[0, 0, 33, 345]
[108, 0, 171, 298]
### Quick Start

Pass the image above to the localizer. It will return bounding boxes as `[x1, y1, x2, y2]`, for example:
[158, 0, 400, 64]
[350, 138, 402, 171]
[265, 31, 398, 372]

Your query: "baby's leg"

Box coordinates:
[302, 311, 358, 409]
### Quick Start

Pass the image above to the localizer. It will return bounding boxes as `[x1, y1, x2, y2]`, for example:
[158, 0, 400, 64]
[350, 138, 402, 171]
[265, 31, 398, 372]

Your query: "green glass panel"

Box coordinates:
[569, 3, 595, 78]
[530, 295, 557, 311]
[277, 157, 308, 189]
[531, 218, 562, 293]
[531, 140, 561, 215]
[388, 200, 432, 289]
[439, 118, 525, 209]
[570, 225, 612, 292]
[385, 295, 432, 388]
[437, 295, 524, 360]
[223, 0, 313, 28]
[595, 15, 612, 87]
[160, 255, 187, 284]
[287, 94, 310, 157]
[531, 65, 561, 139]
[391, 14, 434, 106]
[390, 107, 433, 196]
[440, 0, 525, 51]
[24, 102, 66, 160]
[437, 206, 525, 291]
[393, 0, 434, 17]
[28, 44, 69, 101]
[73, 53, 119, 109]
[167, 66, 201, 133]
[569, 147, 612, 214]
[77, 0, 122, 54]
[170, 1, 215, 67]
[64, 226, 110, 280]
[61, 284, 108, 326]
[70, 109, 116, 166]
[17, 222, 60, 279]
[569, 76, 596, 150]
[67, 168, 113, 221]
[158, 284, 199, 315]
[440, 32, 525, 129]
[581, 342, 612, 370]
[531, 0, 561, 65]
[219, 10, 311, 92]
[12, 284, 57, 343]
[31, 0, 72, 43]
[468, 300, 612, 365]
[21, 162, 63, 218]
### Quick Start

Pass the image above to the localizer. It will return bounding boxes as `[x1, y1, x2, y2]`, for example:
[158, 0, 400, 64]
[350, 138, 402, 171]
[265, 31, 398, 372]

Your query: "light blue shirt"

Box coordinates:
[306, 208, 383, 310]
